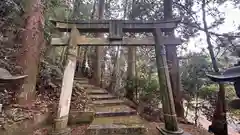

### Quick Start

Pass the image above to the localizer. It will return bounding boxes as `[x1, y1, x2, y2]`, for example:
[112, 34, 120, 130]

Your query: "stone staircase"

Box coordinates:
[75, 78, 148, 135]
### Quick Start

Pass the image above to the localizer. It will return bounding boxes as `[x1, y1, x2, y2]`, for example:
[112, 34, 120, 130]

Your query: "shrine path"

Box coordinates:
[76, 77, 148, 135]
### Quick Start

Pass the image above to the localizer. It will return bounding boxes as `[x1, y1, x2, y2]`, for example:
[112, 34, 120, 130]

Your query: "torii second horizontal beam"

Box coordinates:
[51, 36, 182, 46]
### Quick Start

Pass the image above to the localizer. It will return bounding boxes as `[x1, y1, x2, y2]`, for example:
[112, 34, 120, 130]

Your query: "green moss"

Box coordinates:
[69, 111, 95, 124]
[230, 109, 240, 119]
[94, 105, 133, 112]
[92, 116, 145, 125]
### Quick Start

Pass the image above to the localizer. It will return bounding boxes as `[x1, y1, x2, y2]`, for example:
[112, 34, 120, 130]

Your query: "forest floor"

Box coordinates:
[0, 76, 229, 135]
[1, 78, 215, 135]
[147, 122, 212, 135]
[32, 125, 89, 135]
[28, 82, 213, 135]
[0, 80, 90, 133]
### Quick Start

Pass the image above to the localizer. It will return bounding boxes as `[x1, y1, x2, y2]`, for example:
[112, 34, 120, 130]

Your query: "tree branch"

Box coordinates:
[174, 1, 240, 38]
[181, 21, 240, 38]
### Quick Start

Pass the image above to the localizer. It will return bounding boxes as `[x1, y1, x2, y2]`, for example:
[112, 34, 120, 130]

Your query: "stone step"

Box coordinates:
[74, 77, 88, 81]
[89, 94, 117, 100]
[90, 87, 110, 90]
[86, 89, 108, 95]
[87, 116, 147, 135]
[77, 80, 89, 84]
[79, 84, 96, 89]
[95, 105, 137, 117]
[92, 99, 124, 106]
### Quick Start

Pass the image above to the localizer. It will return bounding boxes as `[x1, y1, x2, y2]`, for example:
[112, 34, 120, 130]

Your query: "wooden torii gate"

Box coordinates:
[50, 19, 186, 135]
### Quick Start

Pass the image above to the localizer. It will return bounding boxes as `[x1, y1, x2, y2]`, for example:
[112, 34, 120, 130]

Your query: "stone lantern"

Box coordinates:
[0, 68, 27, 127]
[206, 45, 240, 108]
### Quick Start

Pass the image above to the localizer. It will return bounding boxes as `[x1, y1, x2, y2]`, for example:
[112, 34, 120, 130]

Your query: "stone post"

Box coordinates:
[50, 26, 79, 135]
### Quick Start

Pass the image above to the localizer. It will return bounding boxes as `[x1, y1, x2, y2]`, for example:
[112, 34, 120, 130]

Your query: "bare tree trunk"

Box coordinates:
[74, 46, 82, 77]
[201, 0, 227, 135]
[81, 46, 89, 77]
[126, 0, 136, 101]
[126, 46, 136, 100]
[108, 46, 121, 93]
[17, 0, 44, 105]
[58, 33, 68, 66]
[185, 101, 190, 119]
[60, 47, 67, 66]
[164, 0, 184, 118]
[135, 56, 138, 101]
[100, 47, 108, 87]
[92, 0, 105, 86]
[194, 91, 199, 126]
[45, 46, 56, 63]
[72, 0, 82, 20]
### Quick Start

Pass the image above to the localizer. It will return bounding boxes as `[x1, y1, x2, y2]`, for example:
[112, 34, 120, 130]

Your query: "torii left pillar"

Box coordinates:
[50, 26, 80, 135]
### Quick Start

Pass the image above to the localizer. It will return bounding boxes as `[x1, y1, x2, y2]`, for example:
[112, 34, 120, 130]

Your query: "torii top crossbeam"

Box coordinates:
[50, 18, 182, 46]
[50, 18, 181, 36]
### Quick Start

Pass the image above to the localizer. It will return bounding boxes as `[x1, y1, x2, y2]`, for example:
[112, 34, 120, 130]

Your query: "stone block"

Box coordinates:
[87, 124, 147, 135]
[68, 110, 95, 124]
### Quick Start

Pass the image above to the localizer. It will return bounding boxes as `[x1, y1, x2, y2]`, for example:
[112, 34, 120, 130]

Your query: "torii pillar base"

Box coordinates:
[49, 117, 71, 135]
[157, 127, 191, 135]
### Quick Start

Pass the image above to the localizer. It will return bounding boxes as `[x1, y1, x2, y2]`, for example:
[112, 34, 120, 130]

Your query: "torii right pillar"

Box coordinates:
[164, 0, 184, 118]
[154, 28, 186, 135]
[154, 0, 185, 134]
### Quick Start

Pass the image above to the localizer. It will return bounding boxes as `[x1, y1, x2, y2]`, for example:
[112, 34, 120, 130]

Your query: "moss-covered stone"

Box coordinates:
[87, 116, 147, 135]
[87, 126, 146, 135]
[89, 94, 117, 100]
[80, 84, 96, 89]
[68, 110, 95, 124]
[85, 85, 148, 135]
[86, 89, 108, 95]
[92, 99, 124, 106]
[95, 105, 136, 117]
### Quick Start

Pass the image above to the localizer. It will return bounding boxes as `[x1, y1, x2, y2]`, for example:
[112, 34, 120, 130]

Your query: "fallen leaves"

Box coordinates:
[32, 125, 89, 135]
[0, 78, 91, 130]
[71, 125, 89, 135]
